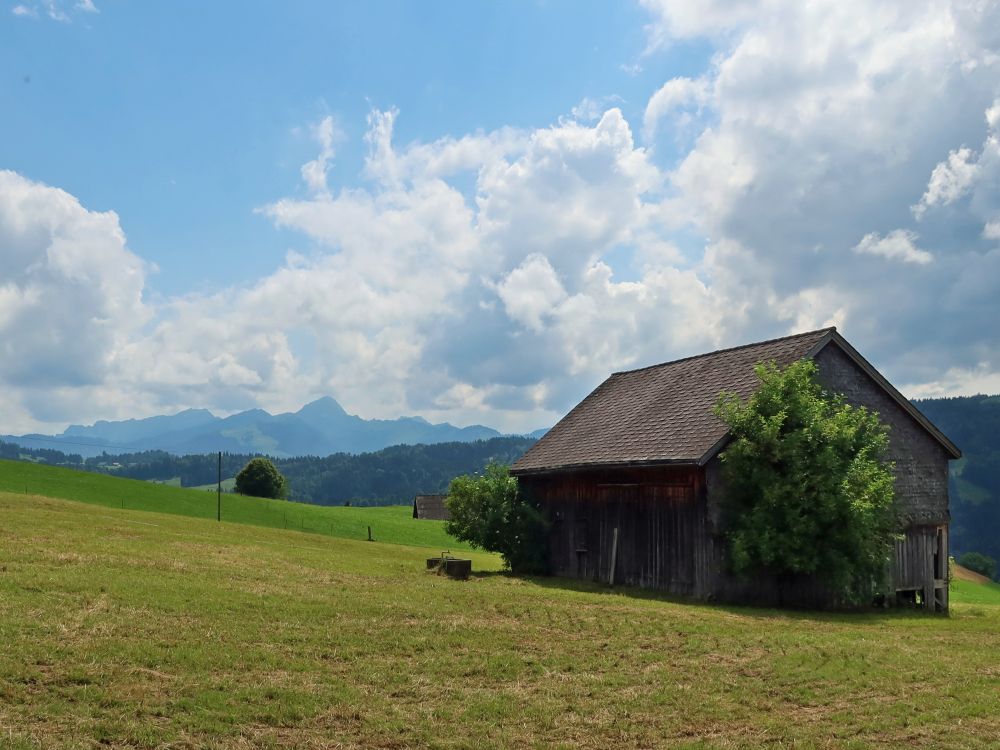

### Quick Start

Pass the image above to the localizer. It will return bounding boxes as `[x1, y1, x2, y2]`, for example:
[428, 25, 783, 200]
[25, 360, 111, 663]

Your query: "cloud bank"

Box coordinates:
[2, 0, 1000, 434]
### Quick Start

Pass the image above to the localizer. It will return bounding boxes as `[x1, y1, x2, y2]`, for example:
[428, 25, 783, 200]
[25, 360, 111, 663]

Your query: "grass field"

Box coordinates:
[949, 578, 1000, 606]
[0, 459, 468, 551]
[191, 477, 237, 492]
[1, 491, 999, 749]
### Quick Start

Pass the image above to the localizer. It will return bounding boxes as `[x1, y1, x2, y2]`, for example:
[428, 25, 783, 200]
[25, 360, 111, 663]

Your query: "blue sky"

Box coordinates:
[1, 1, 708, 295]
[2, 0, 1000, 434]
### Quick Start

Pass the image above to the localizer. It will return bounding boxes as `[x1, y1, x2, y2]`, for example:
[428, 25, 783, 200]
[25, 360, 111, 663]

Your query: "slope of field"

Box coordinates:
[2, 493, 999, 749]
[952, 563, 991, 584]
[950, 578, 1000, 606]
[190, 477, 237, 492]
[0, 459, 468, 551]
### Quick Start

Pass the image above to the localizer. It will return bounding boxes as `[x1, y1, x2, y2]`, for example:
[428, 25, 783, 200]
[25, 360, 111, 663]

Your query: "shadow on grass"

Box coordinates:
[468, 570, 510, 580]
[487, 570, 954, 625]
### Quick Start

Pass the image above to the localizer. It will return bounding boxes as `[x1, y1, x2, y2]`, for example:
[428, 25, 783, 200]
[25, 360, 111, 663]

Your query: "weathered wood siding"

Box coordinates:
[893, 524, 948, 611]
[813, 344, 952, 526]
[523, 466, 714, 598]
[525, 465, 838, 607]
[526, 463, 948, 610]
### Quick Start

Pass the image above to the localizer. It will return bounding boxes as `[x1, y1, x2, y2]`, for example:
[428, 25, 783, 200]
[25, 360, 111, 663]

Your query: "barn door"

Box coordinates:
[592, 483, 632, 585]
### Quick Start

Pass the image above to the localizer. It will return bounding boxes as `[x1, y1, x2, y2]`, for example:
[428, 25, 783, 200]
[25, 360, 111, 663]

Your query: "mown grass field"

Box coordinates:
[0, 459, 467, 551]
[1, 488, 999, 749]
[949, 578, 1000, 606]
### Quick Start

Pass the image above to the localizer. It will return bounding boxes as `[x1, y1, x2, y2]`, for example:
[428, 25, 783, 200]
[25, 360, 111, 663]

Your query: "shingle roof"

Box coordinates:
[511, 328, 835, 474]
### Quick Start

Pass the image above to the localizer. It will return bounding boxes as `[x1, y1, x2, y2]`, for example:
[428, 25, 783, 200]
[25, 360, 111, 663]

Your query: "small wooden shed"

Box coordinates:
[511, 328, 961, 610]
[413, 494, 450, 521]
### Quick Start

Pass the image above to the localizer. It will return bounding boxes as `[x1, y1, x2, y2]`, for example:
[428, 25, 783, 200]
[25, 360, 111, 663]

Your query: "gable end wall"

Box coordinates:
[812, 343, 950, 524]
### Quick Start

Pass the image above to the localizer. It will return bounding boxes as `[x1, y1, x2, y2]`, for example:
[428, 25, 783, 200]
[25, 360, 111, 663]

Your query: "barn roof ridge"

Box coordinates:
[611, 327, 837, 377]
[511, 326, 959, 475]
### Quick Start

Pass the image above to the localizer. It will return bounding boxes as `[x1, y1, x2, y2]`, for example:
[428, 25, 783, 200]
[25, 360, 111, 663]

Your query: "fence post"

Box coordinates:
[217, 451, 222, 522]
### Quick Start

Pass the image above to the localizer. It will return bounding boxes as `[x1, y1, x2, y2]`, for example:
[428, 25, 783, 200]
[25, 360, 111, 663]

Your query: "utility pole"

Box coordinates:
[217, 450, 222, 522]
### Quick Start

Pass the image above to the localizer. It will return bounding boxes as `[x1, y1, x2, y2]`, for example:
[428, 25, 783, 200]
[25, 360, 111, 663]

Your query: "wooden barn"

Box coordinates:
[413, 494, 451, 521]
[511, 328, 961, 610]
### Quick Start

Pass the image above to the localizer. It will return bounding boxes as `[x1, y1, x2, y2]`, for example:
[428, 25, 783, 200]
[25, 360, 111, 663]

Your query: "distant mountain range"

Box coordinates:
[3, 397, 549, 458]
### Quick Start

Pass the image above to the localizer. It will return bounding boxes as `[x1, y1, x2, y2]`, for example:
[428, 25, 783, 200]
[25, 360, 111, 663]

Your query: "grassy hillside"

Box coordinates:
[190, 477, 237, 492]
[0, 458, 468, 551]
[1, 493, 999, 748]
[950, 578, 1000, 606]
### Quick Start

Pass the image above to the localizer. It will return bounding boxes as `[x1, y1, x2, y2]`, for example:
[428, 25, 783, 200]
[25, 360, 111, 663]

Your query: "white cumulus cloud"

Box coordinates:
[0, 171, 150, 429]
[912, 147, 980, 218]
[854, 230, 933, 265]
[299, 116, 341, 195]
[496, 254, 568, 333]
[643, 76, 710, 140]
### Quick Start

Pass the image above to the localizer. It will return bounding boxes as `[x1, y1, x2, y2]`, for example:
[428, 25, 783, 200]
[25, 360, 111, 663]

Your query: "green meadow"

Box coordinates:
[1, 464, 999, 748]
[0, 458, 467, 552]
[949, 577, 1000, 606]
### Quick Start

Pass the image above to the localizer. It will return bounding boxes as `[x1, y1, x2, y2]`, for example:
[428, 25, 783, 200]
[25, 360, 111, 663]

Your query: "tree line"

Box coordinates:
[916, 395, 1000, 577]
[0, 436, 537, 506]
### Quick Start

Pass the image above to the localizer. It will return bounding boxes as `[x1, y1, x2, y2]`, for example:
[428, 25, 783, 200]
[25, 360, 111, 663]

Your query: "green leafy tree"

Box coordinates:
[234, 457, 288, 500]
[713, 359, 897, 604]
[444, 463, 548, 574]
[958, 551, 998, 581]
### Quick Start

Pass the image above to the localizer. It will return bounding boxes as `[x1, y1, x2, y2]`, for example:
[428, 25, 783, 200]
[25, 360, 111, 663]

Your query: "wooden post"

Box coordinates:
[217, 451, 222, 522]
[923, 528, 935, 611]
[609, 527, 619, 586]
[939, 526, 949, 612]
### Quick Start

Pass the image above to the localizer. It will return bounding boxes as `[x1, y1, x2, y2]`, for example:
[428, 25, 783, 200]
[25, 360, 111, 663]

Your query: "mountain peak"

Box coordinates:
[297, 396, 349, 418]
[8, 396, 531, 459]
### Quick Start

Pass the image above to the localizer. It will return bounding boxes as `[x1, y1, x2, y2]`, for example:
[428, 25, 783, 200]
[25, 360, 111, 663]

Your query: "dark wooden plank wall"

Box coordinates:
[893, 524, 947, 611]
[528, 466, 836, 606]
[523, 466, 714, 598]
[524, 468, 949, 610]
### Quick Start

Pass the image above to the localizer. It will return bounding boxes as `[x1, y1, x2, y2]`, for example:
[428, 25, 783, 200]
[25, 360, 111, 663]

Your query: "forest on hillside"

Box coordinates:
[915, 395, 1000, 567]
[0, 436, 537, 506]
